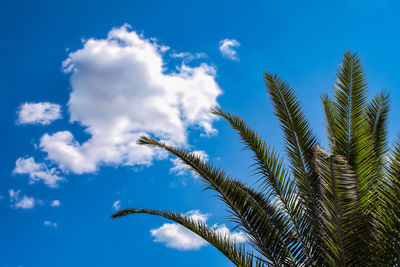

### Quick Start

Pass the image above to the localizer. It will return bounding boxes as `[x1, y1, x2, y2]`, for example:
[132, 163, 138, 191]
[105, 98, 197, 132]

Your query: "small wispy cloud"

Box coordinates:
[170, 52, 207, 62]
[44, 220, 58, 228]
[13, 157, 64, 188]
[51, 200, 60, 207]
[9, 189, 35, 209]
[113, 200, 121, 211]
[17, 102, 62, 125]
[219, 39, 240, 61]
[170, 150, 209, 178]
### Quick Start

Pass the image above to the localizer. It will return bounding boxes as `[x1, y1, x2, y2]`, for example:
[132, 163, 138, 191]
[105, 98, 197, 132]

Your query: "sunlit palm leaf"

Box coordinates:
[367, 91, 390, 170]
[321, 94, 337, 153]
[313, 145, 371, 266]
[211, 107, 311, 262]
[264, 73, 322, 264]
[111, 208, 262, 267]
[331, 51, 368, 161]
[330, 51, 377, 207]
[137, 136, 300, 265]
[378, 138, 400, 265]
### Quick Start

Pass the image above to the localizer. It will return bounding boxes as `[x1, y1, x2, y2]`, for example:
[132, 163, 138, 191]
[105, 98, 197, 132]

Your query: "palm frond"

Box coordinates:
[137, 136, 301, 266]
[331, 51, 368, 161]
[376, 138, 400, 265]
[367, 91, 390, 168]
[330, 52, 380, 207]
[211, 107, 312, 262]
[365, 92, 391, 234]
[111, 208, 262, 267]
[323, 52, 382, 264]
[321, 94, 337, 153]
[264, 73, 322, 264]
[264, 73, 318, 201]
[313, 145, 371, 266]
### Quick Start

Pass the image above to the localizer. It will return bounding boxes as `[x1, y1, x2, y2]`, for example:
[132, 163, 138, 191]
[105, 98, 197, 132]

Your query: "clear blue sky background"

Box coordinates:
[2, 1, 400, 266]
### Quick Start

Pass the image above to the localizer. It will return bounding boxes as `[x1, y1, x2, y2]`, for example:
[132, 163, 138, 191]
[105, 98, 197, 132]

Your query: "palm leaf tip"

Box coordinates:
[210, 106, 222, 115]
[112, 208, 257, 266]
[111, 208, 141, 219]
[136, 135, 156, 146]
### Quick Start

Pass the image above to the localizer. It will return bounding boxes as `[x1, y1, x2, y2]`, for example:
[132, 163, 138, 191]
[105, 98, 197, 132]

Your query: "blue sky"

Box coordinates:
[2, 1, 400, 266]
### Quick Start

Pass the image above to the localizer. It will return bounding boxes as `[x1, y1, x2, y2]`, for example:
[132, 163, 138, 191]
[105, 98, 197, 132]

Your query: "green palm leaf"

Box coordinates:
[264, 73, 322, 264]
[321, 94, 337, 152]
[264, 73, 319, 208]
[331, 51, 368, 161]
[211, 107, 311, 262]
[137, 136, 301, 266]
[329, 52, 377, 207]
[313, 145, 371, 266]
[376, 138, 400, 265]
[367, 91, 390, 170]
[111, 208, 260, 267]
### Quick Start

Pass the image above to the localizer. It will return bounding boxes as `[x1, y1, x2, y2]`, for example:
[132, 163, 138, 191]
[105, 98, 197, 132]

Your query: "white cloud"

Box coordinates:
[17, 102, 62, 125]
[170, 150, 209, 177]
[150, 210, 246, 250]
[151, 223, 207, 250]
[44, 220, 58, 228]
[13, 157, 64, 188]
[213, 224, 247, 243]
[113, 200, 120, 211]
[39, 24, 222, 174]
[51, 200, 60, 207]
[170, 52, 207, 62]
[219, 39, 240, 61]
[9, 189, 35, 209]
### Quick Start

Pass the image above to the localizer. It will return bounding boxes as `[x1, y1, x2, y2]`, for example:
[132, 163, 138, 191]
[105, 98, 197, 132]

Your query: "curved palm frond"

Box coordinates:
[137, 136, 301, 266]
[367, 91, 390, 170]
[366, 92, 391, 235]
[211, 107, 311, 262]
[111, 208, 262, 267]
[264, 73, 322, 264]
[264, 73, 319, 207]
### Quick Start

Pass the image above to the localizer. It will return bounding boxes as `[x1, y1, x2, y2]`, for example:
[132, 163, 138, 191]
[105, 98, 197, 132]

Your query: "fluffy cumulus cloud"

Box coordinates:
[40, 24, 222, 174]
[13, 157, 64, 188]
[9, 189, 35, 209]
[170, 150, 209, 177]
[150, 210, 247, 250]
[219, 39, 240, 61]
[17, 102, 62, 125]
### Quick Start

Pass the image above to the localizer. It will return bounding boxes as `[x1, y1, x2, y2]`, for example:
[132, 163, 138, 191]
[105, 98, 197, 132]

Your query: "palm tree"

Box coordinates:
[111, 52, 400, 266]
